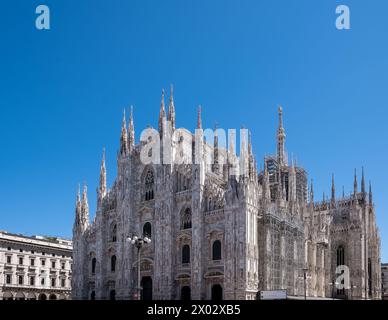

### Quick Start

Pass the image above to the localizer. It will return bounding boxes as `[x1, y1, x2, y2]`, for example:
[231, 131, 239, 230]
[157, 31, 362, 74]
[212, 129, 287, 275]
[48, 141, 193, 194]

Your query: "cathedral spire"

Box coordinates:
[369, 181, 373, 204]
[354, 168, 358, 196]
[120, 109, 129, 156]
[248, 130, 254, 179]
[99, 148, 107, 199]
[128, 106, 135, 152]
[277, 106, 286, 167]
[75, 184, 81, 224]
[213, 124, 220, 174]
[197, 105, 202, 129]
[81, 184, 89, 216]
[79, 184, 89, 230]
[310, 179, 314, 204]
[361, 167, 366, 194]
[331, 174, 336, 205]
[158, 89, 166, 136]
[167, 84, 176, 131]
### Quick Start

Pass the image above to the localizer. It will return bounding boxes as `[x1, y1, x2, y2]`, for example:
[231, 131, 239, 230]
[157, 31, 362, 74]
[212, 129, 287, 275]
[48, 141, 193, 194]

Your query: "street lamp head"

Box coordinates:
[144, 237, 151, 243]
[126, 237, 132, 242]
[133, 236, 138, 241]
[131, 239, 136, 245]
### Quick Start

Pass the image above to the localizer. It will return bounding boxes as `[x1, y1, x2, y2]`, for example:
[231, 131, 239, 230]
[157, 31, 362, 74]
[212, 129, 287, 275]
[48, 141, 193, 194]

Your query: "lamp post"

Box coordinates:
[127, 235, 151, 300]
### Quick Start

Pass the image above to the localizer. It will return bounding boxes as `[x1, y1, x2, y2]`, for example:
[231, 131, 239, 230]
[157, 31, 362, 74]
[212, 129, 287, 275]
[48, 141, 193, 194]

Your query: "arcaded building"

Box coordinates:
[0, 231, 72, 300]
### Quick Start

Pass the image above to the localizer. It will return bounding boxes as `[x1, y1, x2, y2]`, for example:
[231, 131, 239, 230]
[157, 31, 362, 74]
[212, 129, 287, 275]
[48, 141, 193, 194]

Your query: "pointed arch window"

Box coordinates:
[368, 258, 372, 296]
[111, 224, 117, 242]
[182, 245, 190, 264]
[336, 246, 344, 267]
[144, 170, 154, 201]
[336, 246, 345, 296]
[212, 240, 222, 261]
[111, 255, 116, 272]
[143, 222, 152, 238]
[91, 258, 96, 274]
[181, 208, 192, 229]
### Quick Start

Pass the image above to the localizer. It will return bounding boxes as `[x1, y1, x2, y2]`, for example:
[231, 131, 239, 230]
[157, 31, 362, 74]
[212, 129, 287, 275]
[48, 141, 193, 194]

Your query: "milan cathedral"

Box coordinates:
[72, 87, 381, 300]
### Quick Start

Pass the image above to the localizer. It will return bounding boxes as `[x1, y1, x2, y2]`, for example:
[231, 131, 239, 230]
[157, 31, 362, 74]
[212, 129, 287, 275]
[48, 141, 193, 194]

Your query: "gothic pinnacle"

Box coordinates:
[75, 183, 81, 221]
[361, 166, 366, 194]
[277, 105, 286, 166]
[128, 105, 135, 151]
[354, 168, 358, 196]
[310, 179, 314, 203]
[99, 147, 107, 198]
[120, 109, 129, 155]
[213, 123, 219, 173]
[81, 184, 89, 226]
[168, 84, 175, 131]
[158, 89, 166, 136]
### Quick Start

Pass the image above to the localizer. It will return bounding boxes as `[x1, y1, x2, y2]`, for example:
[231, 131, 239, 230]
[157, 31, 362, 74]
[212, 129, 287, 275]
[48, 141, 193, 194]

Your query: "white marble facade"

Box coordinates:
[72, 88, 381, 300]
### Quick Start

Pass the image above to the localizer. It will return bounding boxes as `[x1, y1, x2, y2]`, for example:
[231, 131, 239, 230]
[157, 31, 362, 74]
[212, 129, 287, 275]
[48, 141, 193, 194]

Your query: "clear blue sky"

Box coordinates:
[0, 0, 387, 261]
